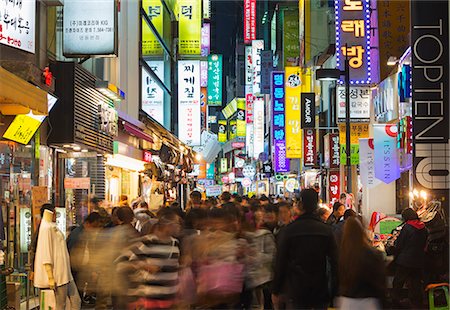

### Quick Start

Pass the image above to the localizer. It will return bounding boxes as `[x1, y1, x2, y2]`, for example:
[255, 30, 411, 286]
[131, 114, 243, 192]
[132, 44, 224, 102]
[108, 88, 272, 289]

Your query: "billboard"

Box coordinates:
[178, 0, 201, 55]
[178, 60, 201, 145]
[63, 0, 117, 56]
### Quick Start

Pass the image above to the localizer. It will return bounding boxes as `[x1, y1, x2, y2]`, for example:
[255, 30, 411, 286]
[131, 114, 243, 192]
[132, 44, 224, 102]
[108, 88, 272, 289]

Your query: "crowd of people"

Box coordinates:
[30, 189, 446, 310]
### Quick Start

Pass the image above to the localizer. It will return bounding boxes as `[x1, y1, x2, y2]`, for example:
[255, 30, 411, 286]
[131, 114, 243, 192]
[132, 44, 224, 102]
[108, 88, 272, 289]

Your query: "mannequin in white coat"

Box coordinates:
[34, 208, 81, 309]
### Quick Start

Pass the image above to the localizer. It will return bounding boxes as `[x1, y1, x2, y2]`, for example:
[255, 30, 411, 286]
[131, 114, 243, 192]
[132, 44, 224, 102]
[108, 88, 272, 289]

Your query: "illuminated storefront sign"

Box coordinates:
[301, 93, 315, 128]
[178, 60, 201, 145]
[260, 50, 273, 94]
[207, 54, 222, 106]
[236, 99, 246, 137]
[200, 61, 208, 87]
[0, 0, 35, 53]
[252, 97, 264, 159]
[283, 9, 299, 67]
[335, 0, 371, 84]
[218, 120, 227, 143]
[272, 72, 289, 173]
[178, 0, 201, 55]
[251, 40, 264, 95]
[329, 171, 340, 204]
[142, 0, 163, 55]
[63, 0, 117, 56]
[245, 46, 253, 86]
[359, 138, 381, 188]
[244, 0, 256, 44]
[374, 124, 400, 184]
[142, 60, 164, 124]
[337, 86, 371, 122]
[303, 129, 316, 167]
[201, 23, 210, 57]
[339, 123, 369, 165]
[324, 133, 340, 169]
[285, 67, 302, 158]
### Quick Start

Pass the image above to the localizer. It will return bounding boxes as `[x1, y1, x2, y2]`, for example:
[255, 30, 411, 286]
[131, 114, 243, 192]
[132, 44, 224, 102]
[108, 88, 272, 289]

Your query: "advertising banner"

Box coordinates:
[245, 46, 253, 86]
[63, 0, 116, 56]
[283, 9, 300, 67]
[251, 40, 264, 95]
[142, 61, 164, 124]
[178, 60, 201, 145]
[359, 138, 381, 188]
[201, 23, 211, 57]
[374, 124, 400, 184]
[236, 99, 246, 137]
[244, 0, 256, 44]
[329, 171, 341, 204]
[207, 54, 223, 106]
[285, 67, 302, 158]
[218, 120, 227, 143]
[228, 120, 237, 140]
[303, 129, 316, 166]
[301, 92, 315, 128]
[339, 123, 369, 165]
[335, 0, 371, 84]
[201, 87, 207, 130]
[272, 72, 289, 173]
[412, 0, 449, 208]
[0, 0, 35, 53]
[200, 61, 208, 87]
[178, 0, 201, 55]
[253, 97, 265, 159]
[260, 50, 273, 94]
[336, 86, 371, 122]
[142, 0, 163, 55]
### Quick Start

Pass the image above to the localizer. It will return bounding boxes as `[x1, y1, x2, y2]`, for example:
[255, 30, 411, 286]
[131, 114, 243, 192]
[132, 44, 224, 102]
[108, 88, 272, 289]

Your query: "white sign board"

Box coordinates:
[178, 60, 201, 146]
[142, 61, 165, 125]
[337, 86, 371, 122]
[252, 97, 265, 159]
[245, 46, 253, 86]
[251, 40, 264, 95]
[206, 185, 222, 197]
[0, 0, 36, 53]
[63, 0, 116, 56]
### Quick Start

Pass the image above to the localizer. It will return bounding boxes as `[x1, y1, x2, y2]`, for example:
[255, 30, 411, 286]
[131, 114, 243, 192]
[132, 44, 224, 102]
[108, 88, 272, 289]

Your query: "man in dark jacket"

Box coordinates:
[272, 189, 338, 309]
[391, 208, 428, 308]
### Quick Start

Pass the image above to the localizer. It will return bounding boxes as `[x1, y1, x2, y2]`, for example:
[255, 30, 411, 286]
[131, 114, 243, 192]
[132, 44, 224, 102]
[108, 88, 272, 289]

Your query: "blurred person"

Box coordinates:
[260, 195, 270, 206]
[337, 217, 386, 309]
[339, 193, 347, 206]
[116, 210, 182, 310]
[134, 202, 156, 234]
[317, 206, 331, 223]
[272, 189, 338, 309]
[205, 197, 218, 209]
[275, 202, 292, 232]
[169, 201, 185, 220]
[253, 205, 265, 229]
[263, 204, 279, 233]
[333, 209, 357, 246]
[389, 208, 428, 308]
[220, 191, 232, 206]
[104, 206, 120, 228]
[119, 195, 129, 207]
[326, 202, 345, 225]
[189, 190, 203, 210]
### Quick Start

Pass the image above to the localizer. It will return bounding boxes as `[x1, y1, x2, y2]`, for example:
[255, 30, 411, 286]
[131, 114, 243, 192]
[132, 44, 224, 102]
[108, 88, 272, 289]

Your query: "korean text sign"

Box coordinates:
[336, 86, 370, 122]
[244, 0, 256, 44]
[178, 60, 201, 145]
[251, 40, 264, 95]
[0, 0, 35, 53]
[303, 129, 316, 166]
[207, 54, 223, 106]
[178, 0, 201, 55]
[272, 72, 289, 173]
[63, 0, 117, 56]
[142, 0, 163, 55]
[335, 0, 371, 83]
[285, 67, 302, 158]
[142, 61, 165, 125]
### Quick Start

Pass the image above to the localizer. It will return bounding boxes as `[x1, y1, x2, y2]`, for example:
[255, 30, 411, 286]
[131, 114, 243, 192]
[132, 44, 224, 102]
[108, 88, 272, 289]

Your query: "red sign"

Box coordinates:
[143, 151, 153, 163]
[246, 93, 254, 123]
[42, 67, 53, 87]
[303, 129, 316, 166]
[201, 87, 208, 130]
[329, 171, 340, 204]
[244, 0, 256, 44]
[64, 178, 90, 190]
[330, 133, 340, 169]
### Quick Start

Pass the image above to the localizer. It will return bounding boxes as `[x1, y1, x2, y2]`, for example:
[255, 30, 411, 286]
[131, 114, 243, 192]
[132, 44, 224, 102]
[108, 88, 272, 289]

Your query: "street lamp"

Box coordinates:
[316, 57, 352, 194]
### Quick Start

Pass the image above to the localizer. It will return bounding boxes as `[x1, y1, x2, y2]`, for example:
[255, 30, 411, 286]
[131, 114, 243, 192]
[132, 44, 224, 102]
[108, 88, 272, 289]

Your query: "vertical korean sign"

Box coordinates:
[207, 54, 223, 106]
[301, 93, 315, 128]
[303, 129, 316, 166]
[285, 67, 302, 158]
[0, 0, 35, 53]
[142, 0, 163, 55]
[329, 171, 341, 204]
[272, 72, 289, 173]
[283, 9, 300, 67]
[142, 61, 165, 124]
[335, 0, 371, 83]
[201, 23, 211, 57]
[243, 0, 256, 44]
[252, 40, 264, 95]
[178, 0, 201, 55]
[373, 124, 400, 184]
[253, 97, 265, 159]
[260, 50, 273, 94]
[412, 0, 449, 210]
[178, 61, 201, 145]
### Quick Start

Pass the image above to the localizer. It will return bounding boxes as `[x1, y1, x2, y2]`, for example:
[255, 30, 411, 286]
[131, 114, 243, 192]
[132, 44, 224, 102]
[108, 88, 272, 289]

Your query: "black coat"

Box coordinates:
[393, 221, 428, 269]
[273, 213, 338, 307]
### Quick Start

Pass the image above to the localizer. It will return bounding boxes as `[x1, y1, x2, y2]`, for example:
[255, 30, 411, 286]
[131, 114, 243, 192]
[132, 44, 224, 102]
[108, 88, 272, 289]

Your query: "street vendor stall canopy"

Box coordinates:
[0, 66, 48, 115]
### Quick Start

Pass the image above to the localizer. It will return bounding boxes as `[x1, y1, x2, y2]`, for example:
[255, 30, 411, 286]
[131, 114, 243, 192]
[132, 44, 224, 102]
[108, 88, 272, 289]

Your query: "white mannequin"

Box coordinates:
[42, 210, 56, 290]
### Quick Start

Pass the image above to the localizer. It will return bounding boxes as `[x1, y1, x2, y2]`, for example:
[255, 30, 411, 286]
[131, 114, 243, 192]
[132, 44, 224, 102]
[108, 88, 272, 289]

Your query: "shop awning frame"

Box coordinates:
[0, 66, 48, 115]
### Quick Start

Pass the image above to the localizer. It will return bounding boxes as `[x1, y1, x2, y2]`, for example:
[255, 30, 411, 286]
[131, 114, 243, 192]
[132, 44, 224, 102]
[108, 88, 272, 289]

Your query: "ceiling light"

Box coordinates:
[63, 144, 71, 148]
[73, 146, 81, 151]
[387, 56, 398, 66]
[81, 149, 88, 153]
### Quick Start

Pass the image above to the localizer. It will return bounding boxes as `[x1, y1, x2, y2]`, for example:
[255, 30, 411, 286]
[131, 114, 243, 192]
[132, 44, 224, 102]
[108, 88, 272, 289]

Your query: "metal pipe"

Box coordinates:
[344, 56, 352, 194]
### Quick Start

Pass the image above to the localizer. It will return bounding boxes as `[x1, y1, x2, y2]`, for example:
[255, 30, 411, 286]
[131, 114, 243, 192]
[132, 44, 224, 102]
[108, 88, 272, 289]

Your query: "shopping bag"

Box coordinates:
[177, 267, 197, 303]
[40, 289, 56, 310]
[197, 262, 244, 295]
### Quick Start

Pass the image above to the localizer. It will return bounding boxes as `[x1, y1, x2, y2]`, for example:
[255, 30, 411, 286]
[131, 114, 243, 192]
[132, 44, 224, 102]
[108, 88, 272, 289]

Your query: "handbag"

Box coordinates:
[40, 289, 56, 310]
[197, 262, 244, 295]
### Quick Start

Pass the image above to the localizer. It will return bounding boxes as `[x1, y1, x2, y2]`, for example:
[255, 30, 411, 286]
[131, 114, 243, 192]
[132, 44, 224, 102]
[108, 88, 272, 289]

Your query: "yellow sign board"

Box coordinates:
[142, 0, 164, 56]
[285, 67, 302, 158]
[178, 0, 201, 55]
[3, 114, 42, 145]
[338, 123, 369, 145]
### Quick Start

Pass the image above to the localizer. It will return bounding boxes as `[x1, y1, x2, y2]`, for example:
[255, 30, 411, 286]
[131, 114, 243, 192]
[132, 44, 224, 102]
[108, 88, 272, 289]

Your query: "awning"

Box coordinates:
[0, 66, 48, 115]
[123, 122, 154, 143]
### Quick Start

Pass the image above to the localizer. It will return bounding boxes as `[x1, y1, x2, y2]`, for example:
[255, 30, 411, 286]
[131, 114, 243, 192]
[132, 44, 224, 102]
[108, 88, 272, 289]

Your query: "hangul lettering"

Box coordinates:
[341, 20, 365, 37]
[343, 0, 363, 11]
[273, 100, 284, 112]
[274, 129, 285, 140]
[148, 6, 161, 18]
[181, 5, 193, 19]
[184, 65, 194, 72]
[341, 46, 364, 69]
[274, 114, 284, 127]
[273, 74, 283, 86]
[274, 87, 284, 99]
[184, 76, 195, 85]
